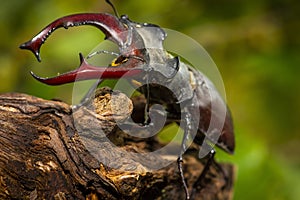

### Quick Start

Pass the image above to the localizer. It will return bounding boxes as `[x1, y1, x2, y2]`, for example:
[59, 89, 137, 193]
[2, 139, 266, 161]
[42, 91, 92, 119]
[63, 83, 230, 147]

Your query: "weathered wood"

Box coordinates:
[0, 89, 234, 200]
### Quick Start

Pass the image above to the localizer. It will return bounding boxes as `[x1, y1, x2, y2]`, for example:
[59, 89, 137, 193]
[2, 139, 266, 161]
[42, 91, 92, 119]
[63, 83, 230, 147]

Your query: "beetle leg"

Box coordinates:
[191, 148, 229, 199]
[189, 149, 216, 199]
[143, 75, 151, 124]
[177, 157, 190, 200]
[177, 110, 193, 200]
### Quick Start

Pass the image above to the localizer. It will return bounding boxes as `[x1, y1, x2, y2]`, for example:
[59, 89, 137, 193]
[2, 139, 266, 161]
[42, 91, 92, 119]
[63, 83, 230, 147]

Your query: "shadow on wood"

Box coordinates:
[0, 89, 234, 199]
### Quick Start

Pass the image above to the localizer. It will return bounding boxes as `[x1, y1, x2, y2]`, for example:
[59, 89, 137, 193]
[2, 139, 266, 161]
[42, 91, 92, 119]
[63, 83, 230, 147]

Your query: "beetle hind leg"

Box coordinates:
[190, 148, 229, 198]
[192, 149, 216, 193]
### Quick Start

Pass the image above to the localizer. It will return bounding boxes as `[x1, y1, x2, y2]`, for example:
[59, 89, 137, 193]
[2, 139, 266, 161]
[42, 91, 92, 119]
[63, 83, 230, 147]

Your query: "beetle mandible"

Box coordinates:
[20, 1, 235, 199]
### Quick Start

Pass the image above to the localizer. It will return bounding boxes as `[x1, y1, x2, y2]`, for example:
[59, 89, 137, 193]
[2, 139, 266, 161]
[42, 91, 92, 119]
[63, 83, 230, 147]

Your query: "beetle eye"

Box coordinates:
[111, 55, 128, 67]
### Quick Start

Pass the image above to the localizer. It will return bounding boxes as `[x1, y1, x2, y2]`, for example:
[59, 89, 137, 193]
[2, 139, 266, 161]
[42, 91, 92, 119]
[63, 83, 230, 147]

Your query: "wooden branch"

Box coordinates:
[0, 88, 234, 200]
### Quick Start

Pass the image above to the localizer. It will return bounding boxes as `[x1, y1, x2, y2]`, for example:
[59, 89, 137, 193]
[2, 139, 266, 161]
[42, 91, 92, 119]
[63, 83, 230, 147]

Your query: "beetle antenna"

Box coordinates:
[105, 0, 119, 18]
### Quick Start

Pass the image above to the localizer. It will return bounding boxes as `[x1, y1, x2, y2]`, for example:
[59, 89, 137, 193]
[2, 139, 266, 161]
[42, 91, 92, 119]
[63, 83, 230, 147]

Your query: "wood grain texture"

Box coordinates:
[0, 89, 234, 200]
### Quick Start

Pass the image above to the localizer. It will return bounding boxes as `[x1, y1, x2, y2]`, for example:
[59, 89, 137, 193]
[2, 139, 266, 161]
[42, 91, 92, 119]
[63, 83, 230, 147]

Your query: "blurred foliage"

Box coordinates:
[1, 0, 299, 199]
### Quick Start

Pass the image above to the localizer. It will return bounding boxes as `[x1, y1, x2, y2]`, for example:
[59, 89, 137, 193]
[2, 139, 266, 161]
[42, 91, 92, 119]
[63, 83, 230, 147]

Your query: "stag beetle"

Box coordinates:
[20, 1, 234, 199]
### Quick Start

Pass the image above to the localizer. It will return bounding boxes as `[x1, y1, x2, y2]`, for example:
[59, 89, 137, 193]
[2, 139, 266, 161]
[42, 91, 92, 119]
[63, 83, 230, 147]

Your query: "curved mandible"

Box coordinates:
[19, 13, 127, 62]
[30, 53, 144, 85]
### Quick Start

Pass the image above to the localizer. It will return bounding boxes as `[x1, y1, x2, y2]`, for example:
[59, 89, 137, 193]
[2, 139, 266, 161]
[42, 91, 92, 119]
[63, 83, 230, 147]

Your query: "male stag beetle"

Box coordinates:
[20, 0, 234, 199]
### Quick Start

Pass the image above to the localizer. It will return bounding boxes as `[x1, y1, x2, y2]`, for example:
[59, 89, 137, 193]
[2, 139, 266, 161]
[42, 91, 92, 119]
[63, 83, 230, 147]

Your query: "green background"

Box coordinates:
[1, 0, 299, 199]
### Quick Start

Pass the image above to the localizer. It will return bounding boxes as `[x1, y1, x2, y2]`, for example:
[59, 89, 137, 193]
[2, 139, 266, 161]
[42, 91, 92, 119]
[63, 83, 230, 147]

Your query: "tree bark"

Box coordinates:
[0, 89, 234, 200]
